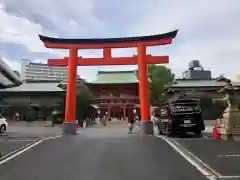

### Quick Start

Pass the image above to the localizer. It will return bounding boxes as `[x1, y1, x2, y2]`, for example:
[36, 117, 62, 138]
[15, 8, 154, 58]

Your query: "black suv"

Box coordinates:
[155, 98, 205, 136]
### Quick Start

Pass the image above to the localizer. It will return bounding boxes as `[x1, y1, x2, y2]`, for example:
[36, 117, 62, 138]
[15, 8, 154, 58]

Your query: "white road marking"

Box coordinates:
[157, 135, 219, 180]
[159, 135, 240, 179]
[0, 135, 62, 165]
[0, 140, 42, 165]
[172, 137, 208, 141]
[42, 135, 63, 140]
[0, 139, 34, 143]
[218, 154, 240, 157]
[204, 135, 209, 139]
[219, 176, 240, 179]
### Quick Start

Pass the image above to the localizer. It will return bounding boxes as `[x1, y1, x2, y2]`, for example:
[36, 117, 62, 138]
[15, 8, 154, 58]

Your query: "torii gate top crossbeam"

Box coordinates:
[39, 30, 178, 49]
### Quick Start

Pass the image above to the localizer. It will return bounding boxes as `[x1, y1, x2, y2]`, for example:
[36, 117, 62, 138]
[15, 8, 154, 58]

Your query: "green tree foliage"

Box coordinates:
[200, 96, 227, 120]
[75, 88, 93, 120]
[57, 87, 93, 123]
[148, 65, 175, 103]
[187, 91, 227, 120]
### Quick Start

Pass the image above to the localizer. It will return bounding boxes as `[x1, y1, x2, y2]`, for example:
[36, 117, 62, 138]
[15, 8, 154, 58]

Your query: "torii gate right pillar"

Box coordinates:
[137, 44, 153, 135]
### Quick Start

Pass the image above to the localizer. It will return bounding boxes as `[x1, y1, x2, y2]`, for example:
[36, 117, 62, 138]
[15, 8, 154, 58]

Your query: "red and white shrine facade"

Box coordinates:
[86, 70, 139, 120]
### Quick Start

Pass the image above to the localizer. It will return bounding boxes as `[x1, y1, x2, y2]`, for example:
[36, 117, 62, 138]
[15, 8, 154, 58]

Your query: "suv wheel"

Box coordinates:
[157, 125, 163, 135]
[194, 129, 202, 137]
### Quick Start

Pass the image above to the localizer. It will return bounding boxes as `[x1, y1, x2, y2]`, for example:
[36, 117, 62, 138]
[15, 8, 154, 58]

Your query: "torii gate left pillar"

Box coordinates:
[63, 47, 78, 134]
[39, 30, 178, 135]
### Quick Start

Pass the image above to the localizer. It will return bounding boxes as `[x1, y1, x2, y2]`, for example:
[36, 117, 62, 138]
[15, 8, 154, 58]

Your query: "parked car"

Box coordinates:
[0, 115, 8, 133]
[155, 98, 205, 136]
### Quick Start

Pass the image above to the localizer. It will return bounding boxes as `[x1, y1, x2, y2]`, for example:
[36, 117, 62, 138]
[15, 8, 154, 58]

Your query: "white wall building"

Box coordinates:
[21, 59, 83, 84]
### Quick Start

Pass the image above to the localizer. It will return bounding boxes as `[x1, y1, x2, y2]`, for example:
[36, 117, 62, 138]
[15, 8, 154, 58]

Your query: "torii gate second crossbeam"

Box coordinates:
[39, 30, 178, 135]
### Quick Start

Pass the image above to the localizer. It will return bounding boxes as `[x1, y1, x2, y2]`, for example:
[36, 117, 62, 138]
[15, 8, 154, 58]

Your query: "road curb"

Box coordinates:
[0, 138, 42, 162]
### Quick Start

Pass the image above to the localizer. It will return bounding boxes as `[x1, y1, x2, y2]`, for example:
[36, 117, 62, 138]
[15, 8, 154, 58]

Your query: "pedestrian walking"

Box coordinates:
[96, 117, 100, 124]
[128, 118, 134, 133]
[52, 110, 58, 127]
[102, 112, 108, 126]
[15, 112, 20, 121]
[128, 112, 135, 134]
[134, 116, 140, 133]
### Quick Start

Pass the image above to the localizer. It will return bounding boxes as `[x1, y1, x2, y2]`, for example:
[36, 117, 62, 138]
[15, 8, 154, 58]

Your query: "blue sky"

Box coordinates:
[0, 0, 239, 81]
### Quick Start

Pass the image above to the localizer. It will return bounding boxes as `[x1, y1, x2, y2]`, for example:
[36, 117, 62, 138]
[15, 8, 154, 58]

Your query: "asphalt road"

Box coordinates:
[0, 140, 33, 157]
[175, 138, 240, 177]
[0, 125, 207, 180]
[0, 124, 62, 158]
[0, 132, 39, 157]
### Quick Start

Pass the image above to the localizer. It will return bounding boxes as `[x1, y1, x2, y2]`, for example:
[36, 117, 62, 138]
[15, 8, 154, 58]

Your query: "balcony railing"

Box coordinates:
[94, 96, 139, 100]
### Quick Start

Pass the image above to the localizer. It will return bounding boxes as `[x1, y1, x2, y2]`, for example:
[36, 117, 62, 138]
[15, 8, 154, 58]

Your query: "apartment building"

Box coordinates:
[21, 59, 83, 83]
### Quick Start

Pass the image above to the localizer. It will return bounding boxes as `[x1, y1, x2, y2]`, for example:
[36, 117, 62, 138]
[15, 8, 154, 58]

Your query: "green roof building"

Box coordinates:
[85, 70, 140, 120]
[88, 70, 138, 84]
[165, 76, 240, 100]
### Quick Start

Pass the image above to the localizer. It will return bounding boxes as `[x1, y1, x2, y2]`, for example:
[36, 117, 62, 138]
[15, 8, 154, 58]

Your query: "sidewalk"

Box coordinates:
[8, 121, 57, 127]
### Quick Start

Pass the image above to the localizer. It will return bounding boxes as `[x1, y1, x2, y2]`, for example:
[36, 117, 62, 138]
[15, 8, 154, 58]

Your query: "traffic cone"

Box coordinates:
[213, 124, 221, 139]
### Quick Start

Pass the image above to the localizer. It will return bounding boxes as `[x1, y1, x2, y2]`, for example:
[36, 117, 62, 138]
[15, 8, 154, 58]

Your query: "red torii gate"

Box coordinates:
[39, 30, 178, 135]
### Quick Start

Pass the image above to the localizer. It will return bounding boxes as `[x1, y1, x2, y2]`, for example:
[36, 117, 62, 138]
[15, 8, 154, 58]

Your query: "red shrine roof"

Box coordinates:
[39, 30, 178, 45]
[86, 70, 138, 84]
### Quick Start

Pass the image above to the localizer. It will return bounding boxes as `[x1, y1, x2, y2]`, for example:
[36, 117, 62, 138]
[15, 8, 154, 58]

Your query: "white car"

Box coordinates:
[0, 115, 8, 133]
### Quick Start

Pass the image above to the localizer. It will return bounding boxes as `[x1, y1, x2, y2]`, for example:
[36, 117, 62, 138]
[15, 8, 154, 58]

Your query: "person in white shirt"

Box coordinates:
[15, 112, 20, 121]
[151, 113, 155, 124]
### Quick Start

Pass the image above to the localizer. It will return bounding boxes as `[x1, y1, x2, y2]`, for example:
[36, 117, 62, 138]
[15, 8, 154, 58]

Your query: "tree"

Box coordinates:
[56, 87, 93, 123]
[148, 65, 175, 103]
[75, 88, 93, 121]
[186, 91, 227, 120]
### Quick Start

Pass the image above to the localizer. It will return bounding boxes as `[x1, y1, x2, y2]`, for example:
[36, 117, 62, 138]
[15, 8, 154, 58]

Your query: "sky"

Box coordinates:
[0, 0, 239, 81]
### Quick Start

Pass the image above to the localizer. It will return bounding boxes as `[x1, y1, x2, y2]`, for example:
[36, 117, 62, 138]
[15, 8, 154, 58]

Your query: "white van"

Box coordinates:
[0, 115, 8, 133]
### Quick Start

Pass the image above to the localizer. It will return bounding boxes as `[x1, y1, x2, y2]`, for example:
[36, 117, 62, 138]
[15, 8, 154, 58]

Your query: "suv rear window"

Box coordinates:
[170, 102, 201, 115]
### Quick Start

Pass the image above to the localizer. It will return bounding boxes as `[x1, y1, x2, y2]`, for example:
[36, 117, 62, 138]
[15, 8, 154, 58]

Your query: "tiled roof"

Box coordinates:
[57, 81, 86, 89]
[87, 70, 138, 84]
[170, 79, 240, 88]
[39, 30, 178, 44]
[0, 82, 64, 92]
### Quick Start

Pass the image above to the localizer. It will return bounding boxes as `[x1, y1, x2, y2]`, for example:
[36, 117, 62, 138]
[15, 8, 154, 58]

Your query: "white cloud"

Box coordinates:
[0, 1, 100, 57]
[0, 5, 46, 53]
[129, 0, 240, 79]
[1, 0, 104, 38]
[0, 0, 240, 81]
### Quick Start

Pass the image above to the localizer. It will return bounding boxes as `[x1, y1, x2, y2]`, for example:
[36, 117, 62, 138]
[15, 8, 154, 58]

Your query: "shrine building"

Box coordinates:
[86, 70, 140, 120]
